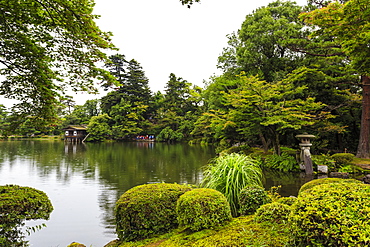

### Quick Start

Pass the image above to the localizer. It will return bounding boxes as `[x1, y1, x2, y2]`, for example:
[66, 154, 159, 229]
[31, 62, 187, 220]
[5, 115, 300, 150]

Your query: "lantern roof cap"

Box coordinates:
[295, 132, 315, 139]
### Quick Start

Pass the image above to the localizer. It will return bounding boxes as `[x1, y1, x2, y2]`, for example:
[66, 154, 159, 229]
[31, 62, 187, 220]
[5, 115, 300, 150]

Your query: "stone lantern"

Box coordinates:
[296, 133, 315, 175]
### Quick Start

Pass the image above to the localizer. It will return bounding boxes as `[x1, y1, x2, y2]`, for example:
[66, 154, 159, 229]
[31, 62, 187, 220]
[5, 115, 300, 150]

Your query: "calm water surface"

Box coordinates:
[0, 140, 308, 247]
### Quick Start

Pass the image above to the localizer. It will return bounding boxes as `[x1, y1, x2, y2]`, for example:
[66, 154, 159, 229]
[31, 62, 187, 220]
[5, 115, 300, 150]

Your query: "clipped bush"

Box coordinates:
[290, 182, 370, 246]
[331, 152, 355, 166]
[176, 188, 232, 232]
[201, 153, 263, 216]
[254, 202, 291, 224]
[0, 185, 53, 246]
[115, 183, 191, 241]
[238, 185, 271, 216]
[298, 177, 362, 195]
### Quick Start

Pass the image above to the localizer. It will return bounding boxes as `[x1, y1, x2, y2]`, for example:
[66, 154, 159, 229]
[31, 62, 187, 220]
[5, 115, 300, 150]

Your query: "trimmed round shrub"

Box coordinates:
[290, 182, 370, 246]
[176, 188, 232, 231]
[298, 177, 362, 195]
[0, 185, 53, 245]
[254, 202, 291, 224]
[115, 183, 191, 241]
[276, 196, 297, 206]
[238, 185, 271, 216]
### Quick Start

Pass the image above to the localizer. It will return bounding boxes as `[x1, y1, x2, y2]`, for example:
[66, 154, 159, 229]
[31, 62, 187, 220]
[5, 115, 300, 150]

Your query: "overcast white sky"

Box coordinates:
[92, 0, 307, 94]
[1, 0, 308, 107]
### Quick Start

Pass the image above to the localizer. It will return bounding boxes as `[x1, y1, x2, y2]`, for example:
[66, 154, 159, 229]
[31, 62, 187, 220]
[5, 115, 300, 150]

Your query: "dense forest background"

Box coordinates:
[0, 0, 369, 157]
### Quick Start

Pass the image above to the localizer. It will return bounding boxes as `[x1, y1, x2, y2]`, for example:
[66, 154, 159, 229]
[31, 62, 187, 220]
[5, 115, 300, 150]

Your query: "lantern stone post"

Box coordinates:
[296, 133, 315, 175]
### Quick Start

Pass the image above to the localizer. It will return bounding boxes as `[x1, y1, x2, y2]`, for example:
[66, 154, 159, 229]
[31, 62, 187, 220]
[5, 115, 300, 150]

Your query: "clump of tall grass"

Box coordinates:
[201, 153, 263, 216]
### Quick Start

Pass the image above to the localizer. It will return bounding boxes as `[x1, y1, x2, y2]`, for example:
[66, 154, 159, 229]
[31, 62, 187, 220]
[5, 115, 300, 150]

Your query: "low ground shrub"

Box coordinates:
[0, 185, 53, 246]
[238, 185, 271, 216]
[254, 202, 291, 224]
[331, 152, 355, 166]
[298, 177, 362, 195]
[290, 182, 370, 246]
[176, 188, 232, 232]
[115, 183, 191, 241]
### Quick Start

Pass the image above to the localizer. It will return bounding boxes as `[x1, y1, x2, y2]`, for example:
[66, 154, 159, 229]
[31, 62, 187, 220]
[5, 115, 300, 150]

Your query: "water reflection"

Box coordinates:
[0, 140, 215, 247]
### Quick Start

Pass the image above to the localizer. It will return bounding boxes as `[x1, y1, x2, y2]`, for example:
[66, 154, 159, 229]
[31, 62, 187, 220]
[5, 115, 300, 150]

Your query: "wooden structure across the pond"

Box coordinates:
[63, 125, 88, 142]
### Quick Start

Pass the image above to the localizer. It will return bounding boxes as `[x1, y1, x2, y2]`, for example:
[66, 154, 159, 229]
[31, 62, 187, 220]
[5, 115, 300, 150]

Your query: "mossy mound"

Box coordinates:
[110, 216, 290, 247]
[115, 183, 192, 242]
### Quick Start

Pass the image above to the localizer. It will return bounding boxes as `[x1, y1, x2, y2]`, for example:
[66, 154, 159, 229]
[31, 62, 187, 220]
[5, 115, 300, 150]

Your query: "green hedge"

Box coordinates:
[115, 183, 191, 241]
[0, 185, 53, 245]
[238, 185, 271, 216]
[290, 182, 370, 246]
[298, 177, 362, 195]
[176, 188, 232, 231]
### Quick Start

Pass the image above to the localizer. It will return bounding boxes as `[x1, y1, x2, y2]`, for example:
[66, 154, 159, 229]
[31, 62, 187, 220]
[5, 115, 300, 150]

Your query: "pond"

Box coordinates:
[0, 140, 309, 247]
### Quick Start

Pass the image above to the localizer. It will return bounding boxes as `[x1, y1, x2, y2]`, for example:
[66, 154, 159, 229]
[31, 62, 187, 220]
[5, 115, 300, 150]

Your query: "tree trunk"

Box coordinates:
[259, 132, 269, 153]
[356, 75, 370, 158]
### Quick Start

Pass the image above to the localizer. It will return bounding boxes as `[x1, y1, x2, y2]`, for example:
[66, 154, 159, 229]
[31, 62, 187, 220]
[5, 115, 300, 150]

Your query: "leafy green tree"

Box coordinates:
[102, 55, 152, 112]
[218, 1, 305, 82]
[63, 99, 100, 126]
[0, 104, 9, 137]
[215, 0, 360, 152]
[179, 0, 200, 8]
[110, 99, 148, 139]
[301, 0, 370, 157]
[0, 0, 116, 127]
[163, 73, 194, 115]
[87, 114, 112, 142]
[227, 74, 329, 154]
[156, 73, 201, 141]
[101, 55, 153, 140]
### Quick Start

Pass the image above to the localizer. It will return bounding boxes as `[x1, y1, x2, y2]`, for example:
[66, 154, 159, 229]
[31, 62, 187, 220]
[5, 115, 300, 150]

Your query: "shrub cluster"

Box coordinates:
[176, 188, 232, 231]
[115, 183, 191, 241]
[290, 182, 370, 246]
[238, 185, 271, 216]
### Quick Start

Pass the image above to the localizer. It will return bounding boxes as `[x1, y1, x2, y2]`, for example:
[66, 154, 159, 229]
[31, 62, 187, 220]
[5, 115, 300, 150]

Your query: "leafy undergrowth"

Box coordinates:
[106, 216, 290, 247]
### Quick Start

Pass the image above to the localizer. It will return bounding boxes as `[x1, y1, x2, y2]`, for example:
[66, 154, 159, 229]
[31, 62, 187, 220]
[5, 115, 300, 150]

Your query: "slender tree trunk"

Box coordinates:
[259, 132, 269, 153]
[356, 75, 370, 158]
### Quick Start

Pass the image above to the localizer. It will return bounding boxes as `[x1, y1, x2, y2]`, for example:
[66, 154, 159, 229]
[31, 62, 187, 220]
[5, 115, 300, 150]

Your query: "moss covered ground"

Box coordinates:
[105, 215, 290, 247]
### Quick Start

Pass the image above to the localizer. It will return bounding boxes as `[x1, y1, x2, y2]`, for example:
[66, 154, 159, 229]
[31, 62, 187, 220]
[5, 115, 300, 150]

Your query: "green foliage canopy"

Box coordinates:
[0, 0, 116, 125]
